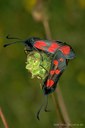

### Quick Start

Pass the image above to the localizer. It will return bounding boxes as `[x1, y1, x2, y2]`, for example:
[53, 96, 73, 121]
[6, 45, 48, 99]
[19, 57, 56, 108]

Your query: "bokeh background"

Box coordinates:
[0, 0, 85, 128]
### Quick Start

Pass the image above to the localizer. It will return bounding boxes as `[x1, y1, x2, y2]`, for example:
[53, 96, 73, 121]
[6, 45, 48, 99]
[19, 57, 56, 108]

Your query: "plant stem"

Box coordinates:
[0, 107, 9, 128]
[56, 86, 71, 125]
[32, 1, 72, 127]
[51, 94, 65, 124]
[42, 17, 52, 40]
[42, 12, 72, 128]
[42, 8, 71, 124]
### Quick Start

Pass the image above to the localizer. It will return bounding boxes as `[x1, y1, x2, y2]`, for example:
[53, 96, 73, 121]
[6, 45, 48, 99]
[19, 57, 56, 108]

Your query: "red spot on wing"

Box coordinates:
[46, 79, 54, 87]
[60, 46, 70, 55]
[55, 69, 60, 74]
[48, 42, 59, 52]
[53, 60, 58, 66]
[34, 41, 47, 49]
[50, 69, 61, 75]
[50, 70, 55, 75]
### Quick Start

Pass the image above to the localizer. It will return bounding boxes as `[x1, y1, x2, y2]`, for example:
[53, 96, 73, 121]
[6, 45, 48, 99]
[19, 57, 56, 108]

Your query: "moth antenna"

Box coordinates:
[3, 40, 25, 48]
[6, 35, 22, 40]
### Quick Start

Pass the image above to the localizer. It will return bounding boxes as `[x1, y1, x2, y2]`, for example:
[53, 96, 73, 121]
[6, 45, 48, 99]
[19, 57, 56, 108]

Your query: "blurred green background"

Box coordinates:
[0, 0, 85, 128]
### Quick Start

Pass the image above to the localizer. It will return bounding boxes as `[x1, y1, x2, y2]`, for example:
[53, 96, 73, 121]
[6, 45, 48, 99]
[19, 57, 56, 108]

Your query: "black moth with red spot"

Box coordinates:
[25, 37, 75, 95]
[4, 37, 75, 95]
[4, 36, 75, 120]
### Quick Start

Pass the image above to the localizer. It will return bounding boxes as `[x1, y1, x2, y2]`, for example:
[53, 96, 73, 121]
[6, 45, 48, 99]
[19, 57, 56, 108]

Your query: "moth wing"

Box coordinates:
[42, 50, 68, 95]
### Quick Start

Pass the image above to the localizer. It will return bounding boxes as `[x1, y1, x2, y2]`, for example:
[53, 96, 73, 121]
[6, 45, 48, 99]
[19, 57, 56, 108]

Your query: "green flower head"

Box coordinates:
[26, 51, 51, 79]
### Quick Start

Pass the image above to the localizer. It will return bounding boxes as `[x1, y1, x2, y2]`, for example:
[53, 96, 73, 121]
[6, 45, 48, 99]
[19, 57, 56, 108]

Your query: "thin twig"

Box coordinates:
[42, 15, 72, 128]
[42, 17, 52, 40]
[32, 1, 72, 127]
[0, 107, 9, 128]
[42, 11, 71, 127]
[52, 94, 65, 127]
[56, 86, 71, 125]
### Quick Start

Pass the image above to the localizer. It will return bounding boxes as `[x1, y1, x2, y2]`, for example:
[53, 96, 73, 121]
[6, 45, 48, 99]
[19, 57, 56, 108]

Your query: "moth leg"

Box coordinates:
[37, 103, 44, 120]
[44, 96, 50, 112]
[40, 64, 48, 74]
[24, 46, 32, 55]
